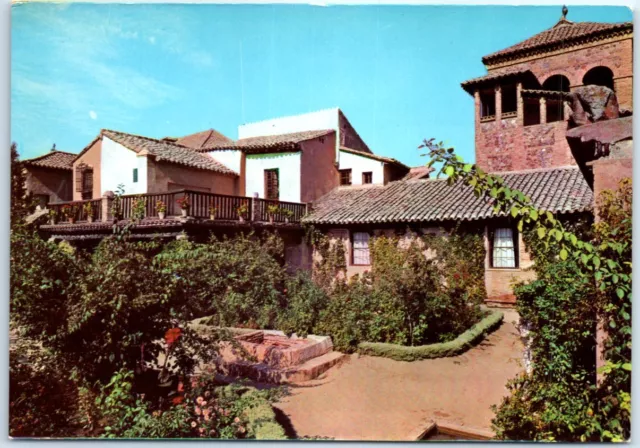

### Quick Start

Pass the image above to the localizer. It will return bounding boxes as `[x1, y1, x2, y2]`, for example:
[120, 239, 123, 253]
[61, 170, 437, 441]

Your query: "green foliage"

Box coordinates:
[275, 271, 330, 337]
[10, 339, 80, 437]
[358, 310, 503, 361]
[422, 139, 632, 442]
[155, 233, 286, 328]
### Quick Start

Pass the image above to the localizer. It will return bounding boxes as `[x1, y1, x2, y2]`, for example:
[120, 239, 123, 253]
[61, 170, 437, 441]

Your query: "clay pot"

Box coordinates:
[158, 211, 165, 220]
[181, 209, 188, 217]
[87, 216, 94, 223]
[210, 214, 216, 220]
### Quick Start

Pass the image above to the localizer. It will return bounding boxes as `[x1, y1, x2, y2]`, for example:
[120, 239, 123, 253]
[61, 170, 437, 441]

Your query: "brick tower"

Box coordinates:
[461, 6, 633, 173]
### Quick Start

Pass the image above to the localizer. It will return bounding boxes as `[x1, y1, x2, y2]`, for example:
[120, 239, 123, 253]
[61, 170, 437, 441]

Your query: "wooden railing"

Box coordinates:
[47, 190, 307, 225]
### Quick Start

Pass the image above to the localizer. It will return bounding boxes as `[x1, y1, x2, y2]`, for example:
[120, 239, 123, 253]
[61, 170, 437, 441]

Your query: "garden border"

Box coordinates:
[357, 310, 504, 362]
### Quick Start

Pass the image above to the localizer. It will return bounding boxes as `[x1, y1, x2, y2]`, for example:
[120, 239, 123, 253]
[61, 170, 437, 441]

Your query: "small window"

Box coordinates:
[491, 228, 518, 268]
[352, 232, 371, 265]
[362, 172, 373, 184]
[339, 169, 352, 186]
[523, 98, 541, 126]
[264, 169, 279, 200]
[501, 84, 517, 114]
[546, 98, 564, 123]
[133, 168, 138, 183]
[480, 89, 496, 118]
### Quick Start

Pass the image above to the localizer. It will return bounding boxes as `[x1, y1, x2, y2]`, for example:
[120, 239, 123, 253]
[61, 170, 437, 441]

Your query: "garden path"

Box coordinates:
[273, 309, 524, 441]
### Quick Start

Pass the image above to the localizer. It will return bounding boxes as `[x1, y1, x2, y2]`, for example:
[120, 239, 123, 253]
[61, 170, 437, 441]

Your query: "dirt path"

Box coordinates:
[274, 310, 524, 441]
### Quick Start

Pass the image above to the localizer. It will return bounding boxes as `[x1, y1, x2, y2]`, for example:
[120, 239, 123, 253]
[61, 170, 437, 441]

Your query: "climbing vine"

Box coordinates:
[421, 138, 631, 441]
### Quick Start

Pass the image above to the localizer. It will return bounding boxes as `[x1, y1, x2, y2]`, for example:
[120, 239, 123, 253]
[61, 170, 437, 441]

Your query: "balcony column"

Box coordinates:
[101, 191, 114, 222]
[539, 97, 547, 124]
[474, 89, 481, 124]
[251, 193, 259, 222]
[516, 82, 523, 126]
[495, 85, 502, 121]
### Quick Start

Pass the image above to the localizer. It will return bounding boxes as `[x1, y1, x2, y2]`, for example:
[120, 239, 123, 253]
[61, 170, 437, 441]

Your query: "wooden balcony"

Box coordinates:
[41, 190, 309, 241]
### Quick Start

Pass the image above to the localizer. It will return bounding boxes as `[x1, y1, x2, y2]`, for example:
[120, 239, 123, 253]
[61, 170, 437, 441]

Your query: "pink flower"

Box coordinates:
[195, 406, 202, 415]
[239, 426, 246, 434]
[191, 421, 197, 428]
[196, 396, 204, 405]
[234, 417, 240, 423]
[204, 391, 211, 398]
[199, 427, 205, 434]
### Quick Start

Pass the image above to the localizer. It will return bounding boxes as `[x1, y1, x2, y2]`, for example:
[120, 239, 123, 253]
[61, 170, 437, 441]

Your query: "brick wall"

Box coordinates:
[475, 36, 633, 173]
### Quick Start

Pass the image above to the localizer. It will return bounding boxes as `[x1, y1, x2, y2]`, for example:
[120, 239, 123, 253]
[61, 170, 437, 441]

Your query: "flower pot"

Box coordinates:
[210, 214, 216, 221]
[67, 217, 75, 224]
[49, 218, 56, 225]
[158, 212, 165, 220]
[238, 216, 245, 223]
[181, 209, 188, 217]
[268, 215, 274, 224]
[284, 217, 290, 224]
[87, 216, 94, 223]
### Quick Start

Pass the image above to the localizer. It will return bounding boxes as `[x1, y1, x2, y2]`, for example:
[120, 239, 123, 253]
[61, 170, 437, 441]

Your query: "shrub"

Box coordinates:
[275, 271, 329, 337]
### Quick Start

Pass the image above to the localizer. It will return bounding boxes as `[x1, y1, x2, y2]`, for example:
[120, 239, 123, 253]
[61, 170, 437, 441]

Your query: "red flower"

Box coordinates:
[172, 396, 184, 405]
[165, 327, 182, 347]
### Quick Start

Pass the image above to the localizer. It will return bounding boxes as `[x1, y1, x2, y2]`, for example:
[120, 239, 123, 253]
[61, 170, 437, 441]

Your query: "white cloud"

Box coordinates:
[89, 110, 97, 120]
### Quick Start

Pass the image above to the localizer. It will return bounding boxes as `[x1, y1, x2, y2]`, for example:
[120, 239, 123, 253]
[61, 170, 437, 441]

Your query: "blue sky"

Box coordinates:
[11, 4, 631, 166]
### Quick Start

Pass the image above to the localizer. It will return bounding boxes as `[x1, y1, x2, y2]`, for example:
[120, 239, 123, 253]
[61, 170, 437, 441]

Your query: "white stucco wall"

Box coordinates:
[338, 150, 384, 185]
[206, 150, 242, 174]
[239, 108, 339, 139]
[101, 137, 148, 195]
[245, 152, 301, 202]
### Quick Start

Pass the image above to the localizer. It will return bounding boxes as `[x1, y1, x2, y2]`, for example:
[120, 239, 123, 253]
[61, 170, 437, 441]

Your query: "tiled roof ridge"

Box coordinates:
[102, 128, 198, 152]
[23, 149, 77, 162]
[197, 129, 336, 152]
[482, 20, 632, 65]
[339, 146, 409, 168]
[487, 165, 580, 176]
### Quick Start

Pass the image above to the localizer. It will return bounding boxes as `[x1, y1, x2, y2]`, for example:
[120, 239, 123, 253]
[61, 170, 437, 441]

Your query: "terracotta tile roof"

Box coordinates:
[172, 129, 234, 149]
[200, 129, 335, 154]
[101, 129, 238, 175]
[304, 166, 593, 225]
[461, 69, 539, 94]
[483, 20, 633, 65]
[566, 116, 633, 145]
[403, 166, 434, 180]
[340, 147, 409, 169]
[23, 150, 76, 170]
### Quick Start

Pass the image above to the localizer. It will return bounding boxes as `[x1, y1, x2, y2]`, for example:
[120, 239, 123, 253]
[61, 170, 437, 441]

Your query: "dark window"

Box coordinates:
[501, 84, 517, 114]
[523, 98, 541, 126]
[339, 169, 352, 186]
[34, 194, 49, 208]
[264, 169, 279, 200]
[583, 66, 614, 90]
[542, 74, 571, 92]
[81, 168, 93, 200]
[490, 227, 519, 268]
[480, 89, 496, 118]
[546, 98, 564, 123]
[362, 172, 373, 184]
[133, 168, 138, 183]
[352, 232, 371, 265]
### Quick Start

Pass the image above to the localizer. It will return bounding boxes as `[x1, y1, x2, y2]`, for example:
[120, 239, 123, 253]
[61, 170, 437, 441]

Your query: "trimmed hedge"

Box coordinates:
[357, 310, 504, 362]
[242, 390, 287, 440]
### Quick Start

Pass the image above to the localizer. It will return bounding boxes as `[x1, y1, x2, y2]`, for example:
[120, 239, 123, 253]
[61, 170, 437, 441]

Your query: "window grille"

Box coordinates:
[264, 169, 279, 200]
[362, 172, 373, 184]
[352, 232, 370, 265]
[339, 169, 352, 186]
[492, 228, 517, 268]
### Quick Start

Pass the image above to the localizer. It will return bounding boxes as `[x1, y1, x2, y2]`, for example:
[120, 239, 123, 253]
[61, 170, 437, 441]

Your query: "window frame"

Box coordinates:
[362, 171, 373, 184]
[489, 226, 520, 269]
[264, 168, 280, 200]
[351, 231, 371, 266]
[339, 169, 352, 186]
[480, 88, 496, 119]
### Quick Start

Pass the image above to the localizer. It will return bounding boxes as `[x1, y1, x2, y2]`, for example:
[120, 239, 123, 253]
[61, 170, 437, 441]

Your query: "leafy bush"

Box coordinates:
[275, 271, 330, 337]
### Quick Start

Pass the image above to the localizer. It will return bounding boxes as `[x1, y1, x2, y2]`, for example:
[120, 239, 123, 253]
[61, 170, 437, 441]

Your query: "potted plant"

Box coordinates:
[62, 204, 77, 223]
[177, 196, 190, 218]
[267, 203, 279, 224]
[156, 200, 167, 220]
[237, 203, 249, 222]
[132, 196, 147, 222]
[83, 202, 94, 223]
[48, 209, 58, 225]
[208, 203, 217, 220]
[281, 208, 294, 223]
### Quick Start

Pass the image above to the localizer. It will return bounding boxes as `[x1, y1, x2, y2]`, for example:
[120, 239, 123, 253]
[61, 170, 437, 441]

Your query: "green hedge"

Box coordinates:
[242, 390, 287, 440]
[357, 310, 504, 362]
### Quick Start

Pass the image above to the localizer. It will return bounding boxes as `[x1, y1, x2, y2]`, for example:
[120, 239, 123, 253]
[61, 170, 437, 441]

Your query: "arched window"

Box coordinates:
[582, 66, 614, 90]
[542, 74, 571, 92]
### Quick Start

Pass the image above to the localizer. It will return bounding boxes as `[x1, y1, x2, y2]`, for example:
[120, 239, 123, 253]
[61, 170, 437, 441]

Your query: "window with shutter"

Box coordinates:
[264, 169, 279, 200]
[362, 172, 373, 184]
[81, 169, 93, 200]
[339, 169, 352, 186]
[352, 232, 371, 265]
